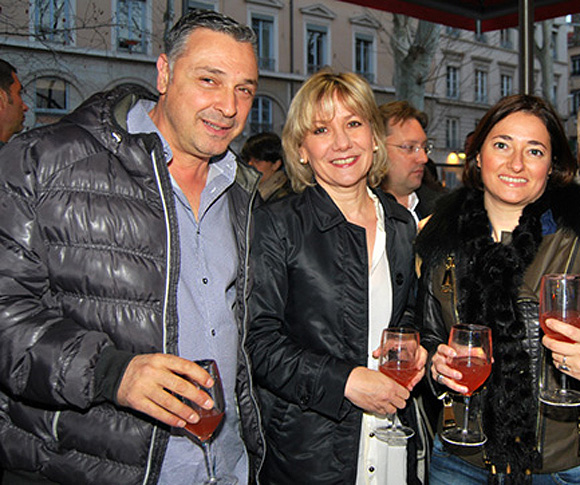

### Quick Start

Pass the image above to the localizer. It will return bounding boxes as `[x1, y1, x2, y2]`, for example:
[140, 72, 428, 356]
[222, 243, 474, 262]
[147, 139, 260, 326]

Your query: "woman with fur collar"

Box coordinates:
[416, 94, 580, 484]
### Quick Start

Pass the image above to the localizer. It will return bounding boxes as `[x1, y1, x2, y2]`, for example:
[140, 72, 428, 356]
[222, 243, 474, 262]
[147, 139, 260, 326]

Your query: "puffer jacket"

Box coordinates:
[246, 184, 417, 484]
[0, 84, 264, 484]
[416, 186, 580, 477]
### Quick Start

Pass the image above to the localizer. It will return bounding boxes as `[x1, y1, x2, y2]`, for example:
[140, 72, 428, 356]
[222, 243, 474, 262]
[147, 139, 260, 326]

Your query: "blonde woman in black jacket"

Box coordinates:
[246, 70, 426, 484]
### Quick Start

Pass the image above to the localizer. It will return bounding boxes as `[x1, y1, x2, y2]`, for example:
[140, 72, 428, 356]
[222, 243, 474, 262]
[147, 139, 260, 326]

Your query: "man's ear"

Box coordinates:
[156, 54, 170, 95]
[0, 89, 8, 111]
[272, 159, 282, 171]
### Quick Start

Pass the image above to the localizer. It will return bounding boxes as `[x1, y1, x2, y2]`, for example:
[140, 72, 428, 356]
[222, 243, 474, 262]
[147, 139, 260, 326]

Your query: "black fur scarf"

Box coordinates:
[416, 185, 580, 483]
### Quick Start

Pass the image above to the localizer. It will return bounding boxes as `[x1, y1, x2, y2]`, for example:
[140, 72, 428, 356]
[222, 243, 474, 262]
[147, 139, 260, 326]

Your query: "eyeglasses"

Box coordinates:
[387, 142, 433, 156]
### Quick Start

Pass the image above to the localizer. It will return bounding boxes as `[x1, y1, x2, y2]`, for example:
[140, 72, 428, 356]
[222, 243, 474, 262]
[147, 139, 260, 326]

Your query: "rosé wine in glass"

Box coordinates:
[441, 324, 492, 447]
[539, 274, 580, 406]
[448, 356, 492, 396]
[379, 360, 420, 388]
[375, 327, 420, 443]
[184, 408, 224, 443]
[180, 360, 235, 484]
[540, 310, 580, 344]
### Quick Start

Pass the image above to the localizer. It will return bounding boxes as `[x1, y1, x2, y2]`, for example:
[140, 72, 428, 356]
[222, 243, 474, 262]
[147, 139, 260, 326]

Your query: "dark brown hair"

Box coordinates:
[463, 94, 577, 189]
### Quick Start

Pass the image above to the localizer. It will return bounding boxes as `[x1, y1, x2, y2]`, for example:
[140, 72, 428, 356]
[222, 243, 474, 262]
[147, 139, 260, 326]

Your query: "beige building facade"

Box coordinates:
[0, 0, 574, 163]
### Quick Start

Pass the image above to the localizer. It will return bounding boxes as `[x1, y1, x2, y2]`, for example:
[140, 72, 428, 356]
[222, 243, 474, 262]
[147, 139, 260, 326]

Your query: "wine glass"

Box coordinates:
[180, 360, 234, 484]
[539, 274, 580, 406]
[375, 327, 420, 442]
[441, 324, 492, 447]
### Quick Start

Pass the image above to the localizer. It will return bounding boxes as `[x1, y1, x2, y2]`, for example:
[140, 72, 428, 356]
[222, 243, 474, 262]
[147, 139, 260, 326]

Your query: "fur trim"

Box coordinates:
[416, 186, 580, 481]
[416, 185, 580, 267]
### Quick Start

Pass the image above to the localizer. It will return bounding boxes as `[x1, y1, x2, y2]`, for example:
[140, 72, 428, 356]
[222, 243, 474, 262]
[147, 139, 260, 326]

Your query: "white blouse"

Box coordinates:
[355, 189, 407, 485]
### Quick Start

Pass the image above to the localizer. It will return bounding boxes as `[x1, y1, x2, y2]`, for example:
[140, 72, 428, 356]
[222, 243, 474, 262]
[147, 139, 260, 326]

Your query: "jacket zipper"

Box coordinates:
[239, 178, 267, 483]
[238, 183, 266, 485]
[142, 148, 173, 485]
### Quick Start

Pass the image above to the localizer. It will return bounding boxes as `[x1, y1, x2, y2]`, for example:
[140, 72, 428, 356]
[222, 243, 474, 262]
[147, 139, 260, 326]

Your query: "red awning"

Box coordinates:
[339, 0, 579, 32]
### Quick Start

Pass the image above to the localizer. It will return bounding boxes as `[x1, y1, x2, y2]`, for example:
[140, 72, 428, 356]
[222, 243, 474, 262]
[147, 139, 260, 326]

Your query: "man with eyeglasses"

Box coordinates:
[379, 101, 444, 224]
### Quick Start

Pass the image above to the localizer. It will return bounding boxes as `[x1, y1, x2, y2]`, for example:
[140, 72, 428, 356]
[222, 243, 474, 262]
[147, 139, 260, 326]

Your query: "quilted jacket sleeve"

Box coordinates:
[0, 133, 127, 409]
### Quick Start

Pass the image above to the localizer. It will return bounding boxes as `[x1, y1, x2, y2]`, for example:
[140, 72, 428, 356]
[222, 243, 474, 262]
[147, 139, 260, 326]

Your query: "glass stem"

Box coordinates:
[561, 372, 569, 393]
[201, 441, 216, 481]
[462, 396, 471, 434]
[387, 412, 396, 429]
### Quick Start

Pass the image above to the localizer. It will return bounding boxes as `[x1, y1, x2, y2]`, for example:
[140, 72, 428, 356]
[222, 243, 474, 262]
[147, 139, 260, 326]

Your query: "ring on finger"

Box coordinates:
[559, 356, 571, 372]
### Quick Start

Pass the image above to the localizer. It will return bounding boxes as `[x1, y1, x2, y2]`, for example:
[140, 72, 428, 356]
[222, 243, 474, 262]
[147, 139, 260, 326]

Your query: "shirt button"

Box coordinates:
[202, 278, 208, 284]
[211, 329, 216, 337]
[368, 466, 375, 473]
[369, 432, 375, 438]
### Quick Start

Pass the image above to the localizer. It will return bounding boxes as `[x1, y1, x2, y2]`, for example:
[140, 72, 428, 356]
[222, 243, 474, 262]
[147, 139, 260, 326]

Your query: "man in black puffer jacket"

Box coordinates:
[0, 10, 264, 485]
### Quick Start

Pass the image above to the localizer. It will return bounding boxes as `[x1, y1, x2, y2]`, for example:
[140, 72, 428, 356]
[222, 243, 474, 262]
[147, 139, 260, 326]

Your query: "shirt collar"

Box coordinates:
[127, 99, 173, 163]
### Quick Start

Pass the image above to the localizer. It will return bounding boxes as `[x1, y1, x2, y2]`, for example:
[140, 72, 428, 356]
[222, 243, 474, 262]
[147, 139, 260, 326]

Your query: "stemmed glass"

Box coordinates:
[375, 327, 420, 442]
[539, 274, 580, 406]
[180, 360, 234, 484]
[441, 324, 492, 447]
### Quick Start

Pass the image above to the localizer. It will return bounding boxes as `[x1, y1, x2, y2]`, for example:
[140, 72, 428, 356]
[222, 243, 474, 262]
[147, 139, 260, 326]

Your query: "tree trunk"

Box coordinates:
[391, 15, 440, 111]
[535, 19, 555, 103]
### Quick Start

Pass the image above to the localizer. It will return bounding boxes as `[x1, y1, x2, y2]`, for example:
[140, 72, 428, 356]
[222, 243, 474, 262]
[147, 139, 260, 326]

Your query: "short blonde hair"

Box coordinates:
[282, 69, 388, 193]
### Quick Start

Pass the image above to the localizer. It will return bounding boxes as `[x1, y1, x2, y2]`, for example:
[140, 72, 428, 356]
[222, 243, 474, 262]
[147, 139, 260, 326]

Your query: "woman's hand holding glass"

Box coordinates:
[431, 343, 471, 394]
[538, 274, 580, 405]
[542, 317, 580, 381]
[372, 328, 427, 441]
[432, 324, 492, 446]
[345, 334, 426, 415]
[345, 366, 410, 416]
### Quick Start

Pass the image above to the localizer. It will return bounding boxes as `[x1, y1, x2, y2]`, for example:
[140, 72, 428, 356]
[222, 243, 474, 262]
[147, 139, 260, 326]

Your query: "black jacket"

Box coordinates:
[246, 184, 416, 484]
[0, 85, 264, 484]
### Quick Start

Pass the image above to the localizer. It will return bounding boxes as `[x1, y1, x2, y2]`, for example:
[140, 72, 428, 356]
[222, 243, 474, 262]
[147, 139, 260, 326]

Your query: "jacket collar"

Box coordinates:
[305, 184, 345, 232]
[304, 183, 415, 232]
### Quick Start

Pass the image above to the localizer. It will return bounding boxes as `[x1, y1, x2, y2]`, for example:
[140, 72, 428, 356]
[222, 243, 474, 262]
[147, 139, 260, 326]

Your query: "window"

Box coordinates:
[446, 66, 459, 99]
[252, 14, 275, 71]
[446, 118, 459, 149]
[572, 90, 580, 115]
[34, 0, 72, 44]
[117, 0, 147, 53]
[355, 34, 374, 83]
[474, 70, 488, 103]
[249, 96, 273, 134]
[306, 25, 328, 74]
[572, 55, 580, 76]
[500, 29, 513, 49]
[551, 31, 558, 60]
[184, 0, 216, 11]
[35, 77, 68, 126]
[501, 74, 513, 98]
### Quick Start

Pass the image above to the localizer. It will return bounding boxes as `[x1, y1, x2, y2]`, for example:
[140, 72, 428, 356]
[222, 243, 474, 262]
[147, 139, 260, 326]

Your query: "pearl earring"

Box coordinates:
[300, 158, 307, 165]
[373, 145, 379, 153]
